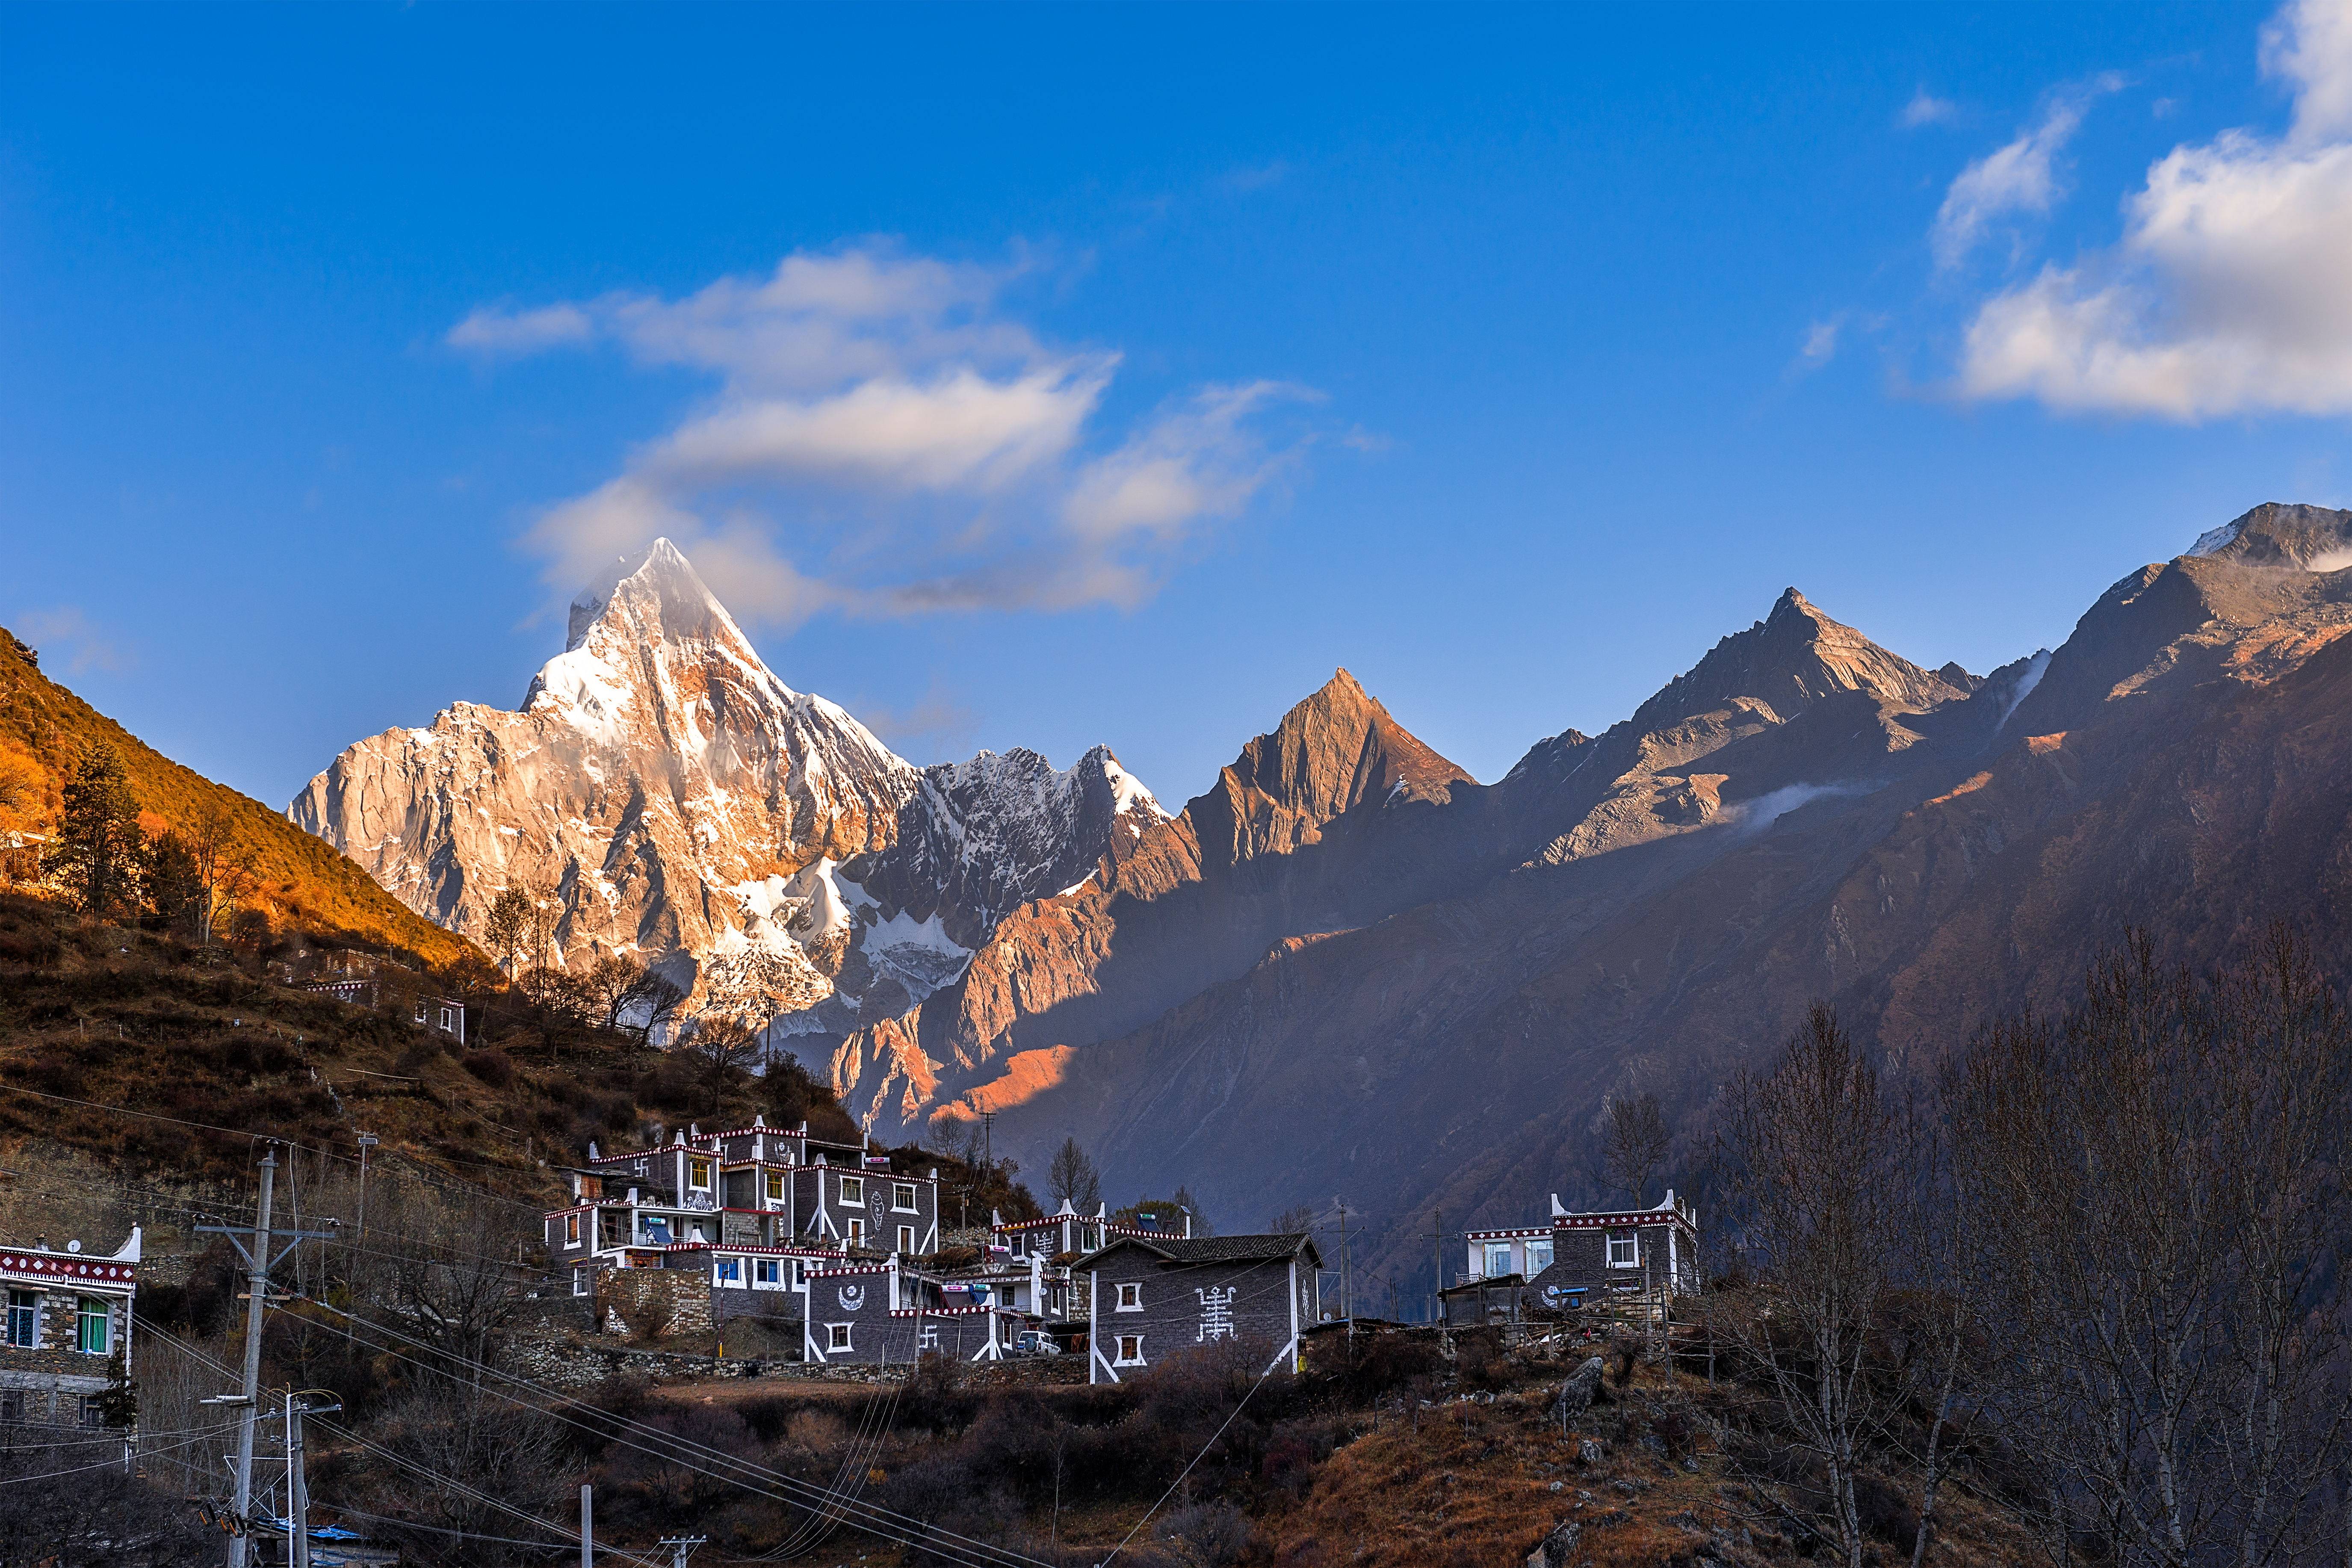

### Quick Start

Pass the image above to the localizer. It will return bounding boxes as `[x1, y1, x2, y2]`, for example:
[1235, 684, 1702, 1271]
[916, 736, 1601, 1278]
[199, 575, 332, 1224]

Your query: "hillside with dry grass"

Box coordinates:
[0, 624, 473, 968]
[0, 890, 873, 1208]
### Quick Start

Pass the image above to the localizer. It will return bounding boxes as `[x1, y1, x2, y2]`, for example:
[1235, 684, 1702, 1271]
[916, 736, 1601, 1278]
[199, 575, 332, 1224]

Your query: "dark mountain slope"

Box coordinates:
[980, 506, 2352, 1284]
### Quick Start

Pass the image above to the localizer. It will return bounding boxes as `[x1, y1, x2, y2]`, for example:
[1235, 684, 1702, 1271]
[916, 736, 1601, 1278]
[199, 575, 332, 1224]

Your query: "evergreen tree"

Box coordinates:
[42, 744, 142, 918]
[144, 828, 203, 932]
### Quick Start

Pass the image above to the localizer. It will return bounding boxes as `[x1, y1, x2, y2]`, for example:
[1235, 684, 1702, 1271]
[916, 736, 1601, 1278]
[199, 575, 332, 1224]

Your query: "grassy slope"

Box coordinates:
[0, 624, 471, 968]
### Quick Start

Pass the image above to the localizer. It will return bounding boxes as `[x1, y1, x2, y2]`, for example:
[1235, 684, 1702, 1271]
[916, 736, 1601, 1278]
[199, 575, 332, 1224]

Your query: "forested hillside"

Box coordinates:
[0, 625, 472, 967]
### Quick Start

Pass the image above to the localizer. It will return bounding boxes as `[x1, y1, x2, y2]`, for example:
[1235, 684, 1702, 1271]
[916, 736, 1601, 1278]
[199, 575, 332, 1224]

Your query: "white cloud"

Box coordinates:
[1957, 0, 2352, 417]
[13, 606, 131, 674]
[1901, 89, 1959, 129]
[1932, 79, 2119, 270]
[467, 246, 1319, 621]
[1799, 317, 1842, 368]
[447, 302, 594, 355]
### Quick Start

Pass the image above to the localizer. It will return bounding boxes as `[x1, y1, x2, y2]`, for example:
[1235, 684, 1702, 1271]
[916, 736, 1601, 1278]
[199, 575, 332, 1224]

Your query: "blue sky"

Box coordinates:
[7, 0, 2348, 810]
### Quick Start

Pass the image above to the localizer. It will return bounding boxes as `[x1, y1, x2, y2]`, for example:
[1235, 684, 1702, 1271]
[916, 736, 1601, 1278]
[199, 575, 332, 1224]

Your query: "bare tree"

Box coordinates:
[583, 952, 687, 1040]
[1603, 1090, 1671, 1206]
[1950, 929, 2352, 1568]
[355, 1177, 538, 1378]
[681, 1012, 762, 1114]
[1268, 1202, 1320, 1235]
[1716, 1003, 1915, 1568]
[336, 1383, 567, 1568]
[482, 887, 531, 977]
[156, 806, 252, 950]
[1047, 1137, 1102, 1212]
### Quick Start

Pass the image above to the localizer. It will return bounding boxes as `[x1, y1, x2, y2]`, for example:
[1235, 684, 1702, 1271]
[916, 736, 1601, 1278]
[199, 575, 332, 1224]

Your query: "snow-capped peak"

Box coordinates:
[2187, 519, 2245, 558]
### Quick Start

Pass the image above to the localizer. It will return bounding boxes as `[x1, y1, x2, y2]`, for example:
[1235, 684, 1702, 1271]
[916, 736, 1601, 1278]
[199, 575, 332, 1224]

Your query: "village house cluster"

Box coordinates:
[544, 1125, 1705, 1381]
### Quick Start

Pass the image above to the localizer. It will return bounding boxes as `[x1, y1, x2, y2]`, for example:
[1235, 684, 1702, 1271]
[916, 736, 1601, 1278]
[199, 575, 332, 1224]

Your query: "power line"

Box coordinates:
[272, 1300, 1048, 1568]
[138, 1320, 668, 1568]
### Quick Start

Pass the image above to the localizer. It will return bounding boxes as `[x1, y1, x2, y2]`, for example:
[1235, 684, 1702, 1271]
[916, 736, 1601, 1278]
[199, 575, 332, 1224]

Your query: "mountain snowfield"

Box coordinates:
[289, 539, 1165, 1036]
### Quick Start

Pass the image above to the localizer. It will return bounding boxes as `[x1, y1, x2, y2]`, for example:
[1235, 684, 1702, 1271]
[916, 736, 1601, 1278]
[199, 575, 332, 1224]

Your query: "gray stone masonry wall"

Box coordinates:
[712, 1286, 802, 1328]
[0, 1293, 118, 1378]
[502, 1337, 1085, 1391]
[1084, 1255, 1306, 1382]
[598, 1268, 712, 1338]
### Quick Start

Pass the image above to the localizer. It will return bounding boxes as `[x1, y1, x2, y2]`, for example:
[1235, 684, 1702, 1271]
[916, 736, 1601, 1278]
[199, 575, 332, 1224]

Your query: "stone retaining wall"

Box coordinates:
[503, 1335, 1090, 1391]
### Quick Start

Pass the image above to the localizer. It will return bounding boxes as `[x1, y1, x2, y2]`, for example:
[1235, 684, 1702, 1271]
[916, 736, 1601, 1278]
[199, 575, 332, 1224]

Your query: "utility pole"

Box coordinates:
[1428, 1210, 1445, 1326]
[286, 1388, 341, 1568]
[580, 1483, 594, 1568]
[980, 1110, 995, 1171]
[225, 1149, 272, 1568]
[659, 1536, 708, 1568]
[197, 1146, 331, 1565]
[355, 1133, 377, 1240]
[1335, 1199, 1353, 1349]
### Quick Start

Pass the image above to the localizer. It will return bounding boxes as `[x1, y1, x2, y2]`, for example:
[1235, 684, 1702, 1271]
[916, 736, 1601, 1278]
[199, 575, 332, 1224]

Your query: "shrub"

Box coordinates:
[461, 1048, 516, 1087]
[1161, 1499, 1253, 1565]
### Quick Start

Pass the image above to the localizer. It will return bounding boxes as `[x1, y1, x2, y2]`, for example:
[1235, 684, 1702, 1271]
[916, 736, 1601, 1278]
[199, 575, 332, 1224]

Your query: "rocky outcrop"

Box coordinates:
[874, 588, 1985, 1135]
[291, 540, 1161, 1027]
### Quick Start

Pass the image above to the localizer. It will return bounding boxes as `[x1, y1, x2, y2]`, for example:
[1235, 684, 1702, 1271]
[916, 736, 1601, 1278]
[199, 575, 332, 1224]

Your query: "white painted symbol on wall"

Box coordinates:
[839, 1285, 865, 1311]
[1196, 1285, 1236, 1343]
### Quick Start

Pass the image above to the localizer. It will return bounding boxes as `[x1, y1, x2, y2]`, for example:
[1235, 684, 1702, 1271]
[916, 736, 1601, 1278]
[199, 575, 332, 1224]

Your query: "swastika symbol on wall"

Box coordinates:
[1196, 1285, 1236, 1343]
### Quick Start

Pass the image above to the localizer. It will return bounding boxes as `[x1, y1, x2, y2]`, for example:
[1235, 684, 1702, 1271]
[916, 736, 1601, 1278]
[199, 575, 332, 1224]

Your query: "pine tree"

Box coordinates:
[43, 744, 143, 919]
[144, 829, 202, 932]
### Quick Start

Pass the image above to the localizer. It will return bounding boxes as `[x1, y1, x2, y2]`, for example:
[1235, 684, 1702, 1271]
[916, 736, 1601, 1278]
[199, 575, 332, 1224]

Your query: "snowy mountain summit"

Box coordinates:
[290, 539, 1162, 1033]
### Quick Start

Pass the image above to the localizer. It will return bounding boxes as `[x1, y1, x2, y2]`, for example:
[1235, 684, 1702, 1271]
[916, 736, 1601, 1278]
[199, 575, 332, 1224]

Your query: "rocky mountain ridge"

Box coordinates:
[291, 540, 1162, 1025]
[292, 504, 2352, 1288]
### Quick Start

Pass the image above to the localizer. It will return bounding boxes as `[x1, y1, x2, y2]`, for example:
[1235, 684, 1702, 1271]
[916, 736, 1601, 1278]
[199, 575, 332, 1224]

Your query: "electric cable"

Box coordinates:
[268, 1301, 1047, 1568]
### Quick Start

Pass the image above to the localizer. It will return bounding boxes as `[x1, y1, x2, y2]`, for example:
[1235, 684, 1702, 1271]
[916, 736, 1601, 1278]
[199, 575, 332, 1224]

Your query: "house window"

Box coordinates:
[1526, 1239, 1554, 1274]
[893, 1182, 917, 1212]
[689, 1159, 713, 1190]
[564, 1214, 582, 1246]
[715, 1258, 742, 1286]
[755, 1259, 781, 1287]
[766, 1172, 786, 1205]
[839, 1176, 864, 1205]
[792, 1260, 807, 1286]
[1084, 1226, 1102, 1251]
[4, 1291, 35, 1348]
[1115, 1282, 1143, 1312]
[1606, 1230, 1639, 1268]
[77, 1297, 109, 1355]
[845, 1218, 866, 1247]
[827, 1323, 853, 1352]
[1008, 1234, 1025, 1258]
[572, 1267, 590, 1297]
[1483, 1242, 1513, 1278]
[897, 1225, 915, 1255]
[0, 1389, 21, 1423]
[1114, 1334, 1144, 1366]
[80, 1395, 106, 1429]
